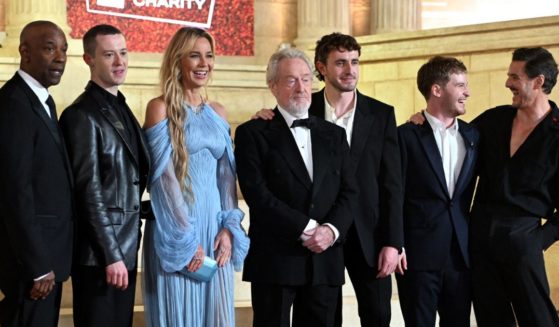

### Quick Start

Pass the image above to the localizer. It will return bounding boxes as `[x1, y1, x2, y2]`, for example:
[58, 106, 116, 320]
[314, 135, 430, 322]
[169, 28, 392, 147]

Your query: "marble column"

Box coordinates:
[294, 0, 350, 51]
[351, 0, 372, 37]
[371, 0, 421, 34]
[0, 0, 6, 32]
[3, 0, 70, 45]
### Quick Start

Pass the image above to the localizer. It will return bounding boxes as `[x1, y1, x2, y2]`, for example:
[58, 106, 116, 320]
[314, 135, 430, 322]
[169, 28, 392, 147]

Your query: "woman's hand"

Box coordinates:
[187, 245, 204, 272]
[214, 228, 233, 267]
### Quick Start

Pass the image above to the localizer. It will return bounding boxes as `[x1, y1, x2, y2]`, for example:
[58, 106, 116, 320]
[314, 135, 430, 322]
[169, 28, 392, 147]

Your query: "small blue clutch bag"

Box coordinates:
[185, 256, 218, 282]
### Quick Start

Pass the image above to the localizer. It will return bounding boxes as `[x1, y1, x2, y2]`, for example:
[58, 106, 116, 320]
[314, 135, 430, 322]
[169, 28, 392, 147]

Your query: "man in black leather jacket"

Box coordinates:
[59, 24, 150, 327]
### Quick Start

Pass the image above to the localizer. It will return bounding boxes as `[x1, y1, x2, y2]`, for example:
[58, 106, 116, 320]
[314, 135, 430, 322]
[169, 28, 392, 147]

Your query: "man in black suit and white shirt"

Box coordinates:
[253, 33, 403, 327]
[396, 56, 478, 327]
[0, 21, 73, 327]
[235, 48, 356, 327]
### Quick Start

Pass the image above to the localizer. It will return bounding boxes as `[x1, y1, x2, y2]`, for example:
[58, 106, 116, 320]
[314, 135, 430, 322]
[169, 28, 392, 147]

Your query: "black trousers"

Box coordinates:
[396, 236, 471, 327]
[72, 265, 137, 327]
[251, 282, 340, 327]
[471, 217, 559, 327]
[0, 279, 62, 327]
[335, 227, 392, 327]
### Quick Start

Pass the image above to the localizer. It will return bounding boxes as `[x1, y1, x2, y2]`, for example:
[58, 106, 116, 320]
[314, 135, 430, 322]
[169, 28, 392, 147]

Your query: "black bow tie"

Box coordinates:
[291, 118, 314, 129]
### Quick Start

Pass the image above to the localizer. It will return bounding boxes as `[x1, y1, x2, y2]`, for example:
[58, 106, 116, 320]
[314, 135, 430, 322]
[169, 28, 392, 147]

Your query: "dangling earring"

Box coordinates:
[178, 72, 182, 80]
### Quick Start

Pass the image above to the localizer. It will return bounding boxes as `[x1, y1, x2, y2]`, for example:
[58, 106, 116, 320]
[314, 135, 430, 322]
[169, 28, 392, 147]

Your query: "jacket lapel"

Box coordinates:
[415, 118, 449, 197]
[454, 120, 476, 195]
[310, 123, 332, 197]
[16, 75, 64, 151]
[14, 74, 74, 187]
[88, 84, 140, 166]
[269, 108, 312, 190]
[349, 91, 375, 164]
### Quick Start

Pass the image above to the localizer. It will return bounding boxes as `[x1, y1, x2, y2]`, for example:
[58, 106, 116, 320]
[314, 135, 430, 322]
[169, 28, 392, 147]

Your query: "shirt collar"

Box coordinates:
[277, 105, 309, 128]
[88, 81, 124, 106]
[325, 89, 357, 120]
[424, 110, 459, 135]
[17, 69, 50, 105]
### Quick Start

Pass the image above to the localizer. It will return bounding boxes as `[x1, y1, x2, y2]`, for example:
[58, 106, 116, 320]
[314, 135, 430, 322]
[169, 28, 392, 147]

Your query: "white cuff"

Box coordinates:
[300, 219, 318, 241]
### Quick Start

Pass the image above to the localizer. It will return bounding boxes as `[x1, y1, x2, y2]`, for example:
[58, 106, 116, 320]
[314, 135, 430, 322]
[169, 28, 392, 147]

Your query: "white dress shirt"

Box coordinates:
[424, 111, 466, 198]
[324, 90, 357, 146]
[17, 69, 53, 118]
[277, 106, 339, 243]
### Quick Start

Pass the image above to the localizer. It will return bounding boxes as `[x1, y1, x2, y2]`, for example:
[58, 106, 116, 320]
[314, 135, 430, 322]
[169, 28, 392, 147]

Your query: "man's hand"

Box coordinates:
[214, 228, 232, 267]
[106, 260, 128, 290]
[30, 271, 55, 300]
[396, 248, 407, 275]
[408, 111, 426, 125]
[377, 246, 399, 278]
[187, 245, 204, 272]
[303, 225, 335, 253]
[251, 108, 275, 120]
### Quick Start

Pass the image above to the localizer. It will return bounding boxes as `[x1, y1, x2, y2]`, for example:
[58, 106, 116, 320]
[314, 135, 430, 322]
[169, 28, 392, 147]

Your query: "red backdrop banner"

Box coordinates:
[66, 0, 254, 55]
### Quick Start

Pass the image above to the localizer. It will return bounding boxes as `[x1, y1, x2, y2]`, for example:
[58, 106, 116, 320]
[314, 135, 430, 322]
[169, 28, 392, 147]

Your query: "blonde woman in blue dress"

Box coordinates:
[142, 27, 249, 326]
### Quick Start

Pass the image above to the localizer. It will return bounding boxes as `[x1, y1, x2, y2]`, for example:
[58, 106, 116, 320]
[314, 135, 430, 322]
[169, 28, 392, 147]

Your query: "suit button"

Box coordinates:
[310, 203, 315, 209]
[134, 205, 139, 210]
[448, 201, 453, 208]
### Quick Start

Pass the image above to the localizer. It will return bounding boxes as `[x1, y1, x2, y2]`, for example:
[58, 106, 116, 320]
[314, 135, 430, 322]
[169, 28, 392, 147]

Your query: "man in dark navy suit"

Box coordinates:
[396, 56, 478, 327]
[0, 21, 73, 327]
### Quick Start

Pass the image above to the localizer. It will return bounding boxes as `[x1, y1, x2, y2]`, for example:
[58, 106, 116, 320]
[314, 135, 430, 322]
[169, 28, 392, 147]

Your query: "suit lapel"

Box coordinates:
[415, 119, 449, 197]
[310, 123, 332, 197]
[454, 120, 476, 194]
[269, 108, 312, 190]
[14, 74, 74, 187]
[349, 92, 375, 164]
[16, 75, 64, 150]
[88, 86, 140, 166]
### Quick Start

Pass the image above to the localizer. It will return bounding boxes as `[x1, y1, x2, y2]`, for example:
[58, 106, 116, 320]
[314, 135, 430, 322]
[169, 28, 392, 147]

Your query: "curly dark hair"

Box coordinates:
[314, 33, 361, 81]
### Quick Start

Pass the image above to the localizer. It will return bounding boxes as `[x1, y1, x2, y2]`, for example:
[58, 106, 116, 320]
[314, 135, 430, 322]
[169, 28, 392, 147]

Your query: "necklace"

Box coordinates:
[185, 95, 206, 114]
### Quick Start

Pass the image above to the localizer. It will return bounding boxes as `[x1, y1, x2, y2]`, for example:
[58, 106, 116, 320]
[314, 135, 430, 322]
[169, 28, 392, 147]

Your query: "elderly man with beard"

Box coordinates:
[253, 33, 403, 327]
[235, 48, 356, 327]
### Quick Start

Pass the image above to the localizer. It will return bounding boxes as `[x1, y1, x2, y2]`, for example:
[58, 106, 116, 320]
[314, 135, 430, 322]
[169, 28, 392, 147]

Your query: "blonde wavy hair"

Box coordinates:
[160, 27, 216, 202]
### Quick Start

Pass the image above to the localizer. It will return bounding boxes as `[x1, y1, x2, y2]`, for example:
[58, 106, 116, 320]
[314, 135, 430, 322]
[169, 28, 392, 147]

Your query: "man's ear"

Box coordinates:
[431, 84, 442, 98]
[533, 74, 545, 90]
[19, 44, 29, 63]
[316, 61, 327, 77]
[83, 53, 94, 67]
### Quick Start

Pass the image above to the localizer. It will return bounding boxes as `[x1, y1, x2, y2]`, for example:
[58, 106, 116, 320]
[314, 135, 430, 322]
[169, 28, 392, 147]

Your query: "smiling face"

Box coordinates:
[179, 36, 214, 90]
[317, 48, 359, 93]
[439, 72, 470, 117]
[270, 57, 313, 117]
[505, 60, 540, 109]
[20, 24, 67, 88]
[85, 33, 128, 95]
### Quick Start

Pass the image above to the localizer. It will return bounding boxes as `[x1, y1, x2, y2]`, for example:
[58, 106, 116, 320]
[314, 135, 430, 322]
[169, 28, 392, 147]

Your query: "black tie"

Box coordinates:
[46, 95, 58, 122]
[291, 118, 314, 129]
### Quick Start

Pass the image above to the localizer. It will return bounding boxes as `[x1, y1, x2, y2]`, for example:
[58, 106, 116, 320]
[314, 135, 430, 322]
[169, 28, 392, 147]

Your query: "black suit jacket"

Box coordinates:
[235, 109, 356, 286]
[60, 81, 150, 270]
[0, 73, 74, 283]
[310, 89, 403, 267]
[398, 117, 479, 270]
